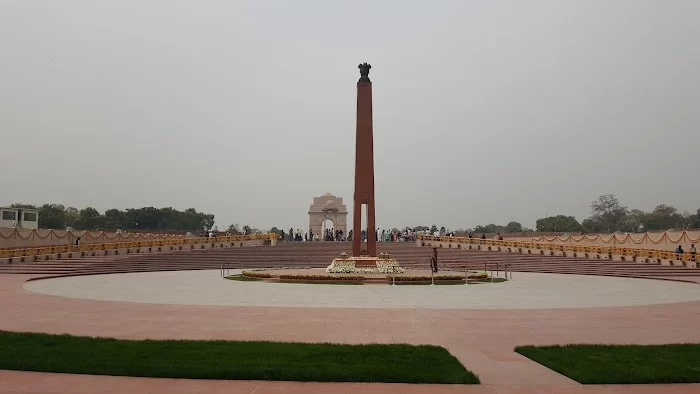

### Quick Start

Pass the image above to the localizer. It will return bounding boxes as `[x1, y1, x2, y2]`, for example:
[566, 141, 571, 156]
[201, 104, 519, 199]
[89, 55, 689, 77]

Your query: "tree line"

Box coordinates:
[7, 204, 216, 232]
[11, 194, 700, 235]
[404, 195, 700, 235]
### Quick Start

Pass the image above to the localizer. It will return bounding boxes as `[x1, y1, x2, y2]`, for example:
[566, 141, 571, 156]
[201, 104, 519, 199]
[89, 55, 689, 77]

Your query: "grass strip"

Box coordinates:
[0, 331, 479, 384]
[515, 344, 700, 384]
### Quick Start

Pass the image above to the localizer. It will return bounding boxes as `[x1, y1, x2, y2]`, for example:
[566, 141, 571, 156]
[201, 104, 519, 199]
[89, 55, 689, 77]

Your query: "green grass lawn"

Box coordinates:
[0, 331, 479, 384]
[515, 344, 700, 384]
[470, 278, 507, 284]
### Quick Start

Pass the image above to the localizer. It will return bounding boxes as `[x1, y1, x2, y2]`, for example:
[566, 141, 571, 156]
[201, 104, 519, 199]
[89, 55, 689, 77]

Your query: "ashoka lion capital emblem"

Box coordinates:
[358, 62, 371, 82]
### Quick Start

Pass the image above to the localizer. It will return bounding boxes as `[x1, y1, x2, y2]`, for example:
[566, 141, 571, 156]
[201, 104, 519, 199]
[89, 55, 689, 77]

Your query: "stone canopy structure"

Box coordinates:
[308, 193, 348, 239]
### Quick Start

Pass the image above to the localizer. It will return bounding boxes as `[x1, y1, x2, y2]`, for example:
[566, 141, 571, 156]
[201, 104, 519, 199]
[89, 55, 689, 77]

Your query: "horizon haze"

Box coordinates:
[1, 0, 698, 231]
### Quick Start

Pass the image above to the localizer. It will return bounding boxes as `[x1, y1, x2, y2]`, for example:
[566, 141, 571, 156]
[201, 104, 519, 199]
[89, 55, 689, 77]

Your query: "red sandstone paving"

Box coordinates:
[0, 274, 699, 393]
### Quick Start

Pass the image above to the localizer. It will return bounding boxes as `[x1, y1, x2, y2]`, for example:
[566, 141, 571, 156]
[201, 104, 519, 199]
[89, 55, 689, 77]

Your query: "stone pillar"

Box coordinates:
[352, 62, 377, 260]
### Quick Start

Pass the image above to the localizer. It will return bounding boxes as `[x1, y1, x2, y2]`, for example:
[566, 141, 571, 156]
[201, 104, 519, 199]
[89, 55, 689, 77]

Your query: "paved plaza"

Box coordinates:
[1, 271, 699, 393]
[24, 270, 700, 309]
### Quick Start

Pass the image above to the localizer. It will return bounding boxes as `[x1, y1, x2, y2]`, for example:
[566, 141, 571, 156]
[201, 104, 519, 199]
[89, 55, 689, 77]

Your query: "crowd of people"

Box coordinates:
[280, 228, 423, 243]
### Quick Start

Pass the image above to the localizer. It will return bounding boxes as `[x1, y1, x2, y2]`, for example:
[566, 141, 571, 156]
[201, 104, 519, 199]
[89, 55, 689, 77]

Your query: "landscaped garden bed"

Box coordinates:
[278, 274, 365, 281]
[0, 331, 479, 384]
[241, 271, 272, 278]
[277, 274, 366, 285]
[232, 269, 501, 285]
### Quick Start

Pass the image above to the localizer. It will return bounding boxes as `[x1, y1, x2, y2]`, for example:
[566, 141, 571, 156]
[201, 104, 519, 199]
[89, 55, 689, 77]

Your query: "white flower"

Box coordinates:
[325, 257, 405, 274]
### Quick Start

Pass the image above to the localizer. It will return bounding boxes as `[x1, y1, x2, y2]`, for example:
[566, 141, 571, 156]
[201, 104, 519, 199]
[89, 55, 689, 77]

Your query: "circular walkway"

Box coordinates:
[24, 270, 700, 309]
[1, 272, 699, 393]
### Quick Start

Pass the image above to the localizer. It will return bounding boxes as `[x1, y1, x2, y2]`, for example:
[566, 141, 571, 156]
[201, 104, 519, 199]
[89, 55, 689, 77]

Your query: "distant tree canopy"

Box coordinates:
[7, 204, 215, 231]
[536, 215, 582, 233]
[542, 195, 699, 234]
[11, 195, 699, 235]
[404, 195, 699, 236]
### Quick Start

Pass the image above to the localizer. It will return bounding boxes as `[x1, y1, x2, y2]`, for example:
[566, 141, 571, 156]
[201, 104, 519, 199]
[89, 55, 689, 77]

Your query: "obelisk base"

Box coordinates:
[354, 255, 375, 267]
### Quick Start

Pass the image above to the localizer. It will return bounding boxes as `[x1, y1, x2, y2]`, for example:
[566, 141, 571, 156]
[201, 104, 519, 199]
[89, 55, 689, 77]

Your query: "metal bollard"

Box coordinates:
[431, 267, 435, 286]
[465, 263, 468, 284]
[392, 275, 396, 286]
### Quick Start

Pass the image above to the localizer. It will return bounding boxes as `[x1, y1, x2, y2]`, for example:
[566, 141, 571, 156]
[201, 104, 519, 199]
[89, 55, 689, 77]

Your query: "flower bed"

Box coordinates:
[375, 259, 405, 274]
[467, 272, 488, 279]
[326, 258, 406, 274]
[278, 274, 365, 281]
[326, 259, 357, 274]
[241, 271, 273, 278]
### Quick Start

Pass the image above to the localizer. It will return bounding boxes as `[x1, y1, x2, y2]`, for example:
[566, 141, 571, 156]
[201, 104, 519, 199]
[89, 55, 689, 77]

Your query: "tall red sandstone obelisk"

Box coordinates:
[352, 62, 377, 259]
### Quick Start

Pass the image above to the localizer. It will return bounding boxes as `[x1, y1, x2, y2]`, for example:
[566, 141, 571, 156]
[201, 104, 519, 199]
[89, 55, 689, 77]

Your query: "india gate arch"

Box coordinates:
[308, 193, 348, 240]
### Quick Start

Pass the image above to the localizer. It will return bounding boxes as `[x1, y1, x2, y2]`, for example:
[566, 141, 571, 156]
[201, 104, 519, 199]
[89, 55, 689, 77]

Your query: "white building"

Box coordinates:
[0, 207, 40, 229]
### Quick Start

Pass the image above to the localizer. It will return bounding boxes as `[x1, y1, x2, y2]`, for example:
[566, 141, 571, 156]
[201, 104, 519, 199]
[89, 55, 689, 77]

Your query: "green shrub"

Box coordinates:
[278, 274, 365, 281]
[389, 275, 465, 282]
[241, 271, 272, 278]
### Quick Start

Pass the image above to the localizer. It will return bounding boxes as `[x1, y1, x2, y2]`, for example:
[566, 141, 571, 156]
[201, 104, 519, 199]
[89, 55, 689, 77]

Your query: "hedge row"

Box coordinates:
[278, 274, 365, 281]
[241, 271, 272, 278]
[389, 275, 465, 282]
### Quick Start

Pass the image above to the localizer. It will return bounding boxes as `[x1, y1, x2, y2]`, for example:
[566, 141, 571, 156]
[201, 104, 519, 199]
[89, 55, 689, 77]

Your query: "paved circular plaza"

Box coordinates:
[2, 270, 699, 394]
[24, 270, 700, 309]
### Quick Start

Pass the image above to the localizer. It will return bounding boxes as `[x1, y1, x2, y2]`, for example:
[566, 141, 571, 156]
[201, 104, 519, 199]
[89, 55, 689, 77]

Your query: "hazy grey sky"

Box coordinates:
[2, 0, 698, 231]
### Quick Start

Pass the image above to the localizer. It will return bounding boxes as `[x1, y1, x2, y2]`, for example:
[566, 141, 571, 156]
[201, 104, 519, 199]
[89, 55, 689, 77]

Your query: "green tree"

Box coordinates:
[474, 224, 506, 234]
[691, 209, 700, 229]
[10, 203, 37, 209]
[584, 194, 629, 232]
[536, 215, 582, 232]
[5, 203, 218, 231]
[103, 209, 127, 230]
[64, 207, 79, 229]
[620, 209, 645, 232]
[38, 204, 66, 229]
[640, 205, 684, 231]
[505, 221, 523, 233]
[430, 224, 438, 234]
[76, 207, 103, 230]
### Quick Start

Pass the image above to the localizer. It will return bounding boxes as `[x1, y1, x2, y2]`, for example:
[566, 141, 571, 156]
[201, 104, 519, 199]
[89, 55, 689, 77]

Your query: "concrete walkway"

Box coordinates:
[1, 273, 699, 393]
[24, 270, 700, 309]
